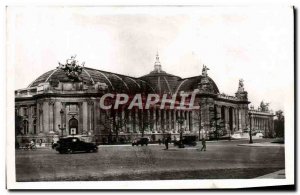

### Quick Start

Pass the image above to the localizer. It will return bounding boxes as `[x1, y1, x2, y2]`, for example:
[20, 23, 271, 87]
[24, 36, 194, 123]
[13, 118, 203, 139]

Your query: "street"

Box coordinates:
[16, 139, 285, 181]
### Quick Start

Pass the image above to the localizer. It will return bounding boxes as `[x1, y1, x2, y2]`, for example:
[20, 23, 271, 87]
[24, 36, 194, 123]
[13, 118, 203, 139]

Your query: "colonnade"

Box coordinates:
[249, 114, 274, 136]
[118, 107, 194, 134]
[214, 104, 248, 133]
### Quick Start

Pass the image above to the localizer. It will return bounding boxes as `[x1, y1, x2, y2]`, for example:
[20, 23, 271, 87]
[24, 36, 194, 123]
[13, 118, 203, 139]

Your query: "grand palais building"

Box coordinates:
[15, 55, 275, 145]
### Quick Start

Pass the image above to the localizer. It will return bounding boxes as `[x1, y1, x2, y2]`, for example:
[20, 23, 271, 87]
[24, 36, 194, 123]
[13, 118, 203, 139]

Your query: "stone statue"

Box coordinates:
[238, 79, 244, 92]
[202, 64, 209, 77]
[260, 101, 269, 112]
[57, 55, 84, 81]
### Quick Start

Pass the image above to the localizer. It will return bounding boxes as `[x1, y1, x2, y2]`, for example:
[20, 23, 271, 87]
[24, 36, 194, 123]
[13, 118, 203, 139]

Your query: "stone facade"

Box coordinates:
[15, 55, 275, 145]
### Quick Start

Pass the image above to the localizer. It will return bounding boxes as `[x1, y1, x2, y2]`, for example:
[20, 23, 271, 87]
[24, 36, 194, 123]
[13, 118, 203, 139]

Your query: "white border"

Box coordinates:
[3, 0, 295, 190]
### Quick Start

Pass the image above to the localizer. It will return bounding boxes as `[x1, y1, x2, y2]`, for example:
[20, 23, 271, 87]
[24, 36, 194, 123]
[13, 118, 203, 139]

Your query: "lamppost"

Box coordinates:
[58, 124, 66, 138]
[176, 116, 185, 148]
[249, 113, 253, 144]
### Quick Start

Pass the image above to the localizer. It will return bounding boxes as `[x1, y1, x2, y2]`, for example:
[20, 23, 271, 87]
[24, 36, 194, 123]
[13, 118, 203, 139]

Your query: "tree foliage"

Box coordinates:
[274, 110, 284, 138]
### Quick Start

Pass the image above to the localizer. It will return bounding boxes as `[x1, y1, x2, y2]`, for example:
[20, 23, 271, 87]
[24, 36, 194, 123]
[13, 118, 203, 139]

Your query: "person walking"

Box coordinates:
[158, 139, 161, 145]
[165, 137, 169, 150]
[200, 137, 206, 151]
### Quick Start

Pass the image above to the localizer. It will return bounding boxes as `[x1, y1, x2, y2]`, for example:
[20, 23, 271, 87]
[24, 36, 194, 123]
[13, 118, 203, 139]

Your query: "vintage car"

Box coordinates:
[174, 135, 197, 147]
[55, 137, 98, 154]
[132, 137, 149, 146]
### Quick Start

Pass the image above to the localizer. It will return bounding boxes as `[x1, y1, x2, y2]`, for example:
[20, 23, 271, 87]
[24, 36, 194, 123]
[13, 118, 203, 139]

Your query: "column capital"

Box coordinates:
[48, 100, 55, 106]
[87, 99, 94, 105]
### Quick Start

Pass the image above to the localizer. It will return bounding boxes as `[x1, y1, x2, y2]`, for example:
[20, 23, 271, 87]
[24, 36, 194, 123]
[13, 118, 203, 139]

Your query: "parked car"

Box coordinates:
[132, 137, 149, 146]
[174, 135, 197, 147]
[55, 137, 98, 154]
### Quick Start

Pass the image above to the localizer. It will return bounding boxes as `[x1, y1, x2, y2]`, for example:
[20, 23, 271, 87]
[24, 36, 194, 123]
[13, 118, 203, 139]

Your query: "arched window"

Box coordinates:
[23, 120, 29, 135]
[33, 119, 37, 134]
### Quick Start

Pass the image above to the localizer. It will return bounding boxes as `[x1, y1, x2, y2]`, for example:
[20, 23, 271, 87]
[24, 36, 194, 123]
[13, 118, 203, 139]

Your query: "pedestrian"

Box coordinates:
[165, 137, 169, 150]
[200, 137, 206, 151]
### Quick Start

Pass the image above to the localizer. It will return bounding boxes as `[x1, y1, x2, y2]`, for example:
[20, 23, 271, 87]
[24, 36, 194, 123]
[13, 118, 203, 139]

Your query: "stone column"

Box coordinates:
[135, 109, 138, 133]
[186, 111, 189, 131]
[182, 111, 185, 131]
[48, 100, 55, 133]
[87, 100, 94, 131]
[251, 114, 254, 131]
[94, 99, 101, 135]
[224, 107, 230, 132]
[238, 108, 242, 131]
[174, 110, 178, 132]
[147, 109, 150, 132]
[259, 118, 261, 130]
[121, 109, 125, 133]
[42, 101, 49, 133]
[36, 103, 41, 133]
[235, 108, 239, 131]
[53, 101, 60, 133]
[78, 102, 83, 134]
[166, 110, 169, 130]
[189, 111, 193, 132]
[162, 110, 166, 131]
[82, 102, 88, 133]
[216, 105, 221, 130]
[153, 107, 156, 132]
[264, 118, 267, 135]
[232, 108, 236, 132]
[157, 109, 161, 132]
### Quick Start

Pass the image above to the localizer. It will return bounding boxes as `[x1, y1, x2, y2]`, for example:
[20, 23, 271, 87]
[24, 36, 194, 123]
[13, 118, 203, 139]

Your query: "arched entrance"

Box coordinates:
[69, 118, 78, 135]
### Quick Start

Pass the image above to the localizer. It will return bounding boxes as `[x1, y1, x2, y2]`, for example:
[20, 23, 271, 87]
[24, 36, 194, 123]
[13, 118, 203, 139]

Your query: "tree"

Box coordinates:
[274, 110, 284, 138]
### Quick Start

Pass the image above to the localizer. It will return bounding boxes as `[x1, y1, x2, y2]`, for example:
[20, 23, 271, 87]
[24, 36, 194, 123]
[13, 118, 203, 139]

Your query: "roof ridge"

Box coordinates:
[84, 67, 139, 80]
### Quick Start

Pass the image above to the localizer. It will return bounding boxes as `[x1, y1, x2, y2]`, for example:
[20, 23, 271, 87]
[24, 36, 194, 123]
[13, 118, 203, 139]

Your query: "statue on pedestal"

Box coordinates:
[260, 101, 270, 112]
[202, 64, 209, 77]
[57, 55, 84, 81]
[238, 79, 244, 92]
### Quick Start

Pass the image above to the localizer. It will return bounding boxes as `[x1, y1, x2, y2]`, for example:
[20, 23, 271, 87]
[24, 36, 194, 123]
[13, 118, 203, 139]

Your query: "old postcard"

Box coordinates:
[6, 4, 294, 189]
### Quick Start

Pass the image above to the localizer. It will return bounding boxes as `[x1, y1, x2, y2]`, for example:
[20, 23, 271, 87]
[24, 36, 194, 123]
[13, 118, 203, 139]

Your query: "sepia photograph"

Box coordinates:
[6, 4, 294, 189]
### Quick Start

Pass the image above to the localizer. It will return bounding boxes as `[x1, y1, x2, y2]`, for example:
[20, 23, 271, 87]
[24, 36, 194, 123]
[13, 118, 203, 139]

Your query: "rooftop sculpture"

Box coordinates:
[57, 55, 84, 81]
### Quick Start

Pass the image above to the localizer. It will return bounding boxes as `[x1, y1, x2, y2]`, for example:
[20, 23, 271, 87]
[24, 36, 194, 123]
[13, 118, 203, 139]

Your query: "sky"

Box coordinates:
[7, 6, 294, 111]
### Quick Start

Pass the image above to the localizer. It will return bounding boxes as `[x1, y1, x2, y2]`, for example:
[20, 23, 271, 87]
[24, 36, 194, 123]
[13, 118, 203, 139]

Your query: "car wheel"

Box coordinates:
[67, 148, 73, 154]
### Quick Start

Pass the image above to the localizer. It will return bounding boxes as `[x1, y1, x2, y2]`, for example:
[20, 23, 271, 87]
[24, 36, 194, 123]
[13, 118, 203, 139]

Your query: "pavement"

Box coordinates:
[238, 142, 285, 147]
[15, 139, 285, 181]
[255, 169, 285, 179]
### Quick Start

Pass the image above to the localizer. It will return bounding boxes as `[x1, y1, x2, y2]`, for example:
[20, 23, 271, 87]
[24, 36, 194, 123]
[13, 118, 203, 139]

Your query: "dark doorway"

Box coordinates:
[69, 118, 78, 135]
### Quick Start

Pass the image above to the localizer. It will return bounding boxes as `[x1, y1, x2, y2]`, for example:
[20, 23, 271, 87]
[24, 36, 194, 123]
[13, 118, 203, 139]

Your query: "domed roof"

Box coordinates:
[28, 67, 155, 94]
[139, 72, 181, 95]
[139, 53, 181, 94]
[175, 75, 219, 94]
